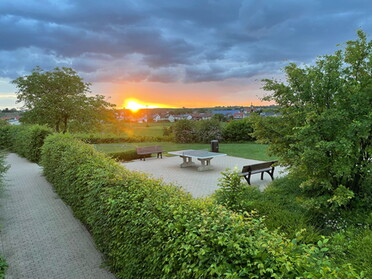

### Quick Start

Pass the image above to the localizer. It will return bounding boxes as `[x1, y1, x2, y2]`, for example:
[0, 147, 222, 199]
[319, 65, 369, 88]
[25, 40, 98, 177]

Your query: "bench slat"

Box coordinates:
[136, 146, 163, 160]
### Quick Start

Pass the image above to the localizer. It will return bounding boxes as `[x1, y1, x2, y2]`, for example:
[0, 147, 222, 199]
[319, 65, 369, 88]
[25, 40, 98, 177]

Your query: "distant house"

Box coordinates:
[233, 112, 244, 119]
[153, 113, 170, 122]
[170, 114, 192, 122]
[191, 113, 212, 120]
[212, 110, 240, 115]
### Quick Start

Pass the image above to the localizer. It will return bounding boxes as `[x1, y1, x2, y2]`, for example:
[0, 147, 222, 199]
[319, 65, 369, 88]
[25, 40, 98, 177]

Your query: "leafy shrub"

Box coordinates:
[215, 168, 245, 210]
[223, 118, 255, 142]
[174, 119, 223, 143]
[215, 174, 321, 243]
[196, 119, 223, 143]
[0, 152, 9, 278]
[106, 149, 145, 161]
[328, 226, 372, 276]
[4, 125, 53, 162]
[0, 257, 6, 279]
[0, 119, 9, 127]
[39, 134, 361, 278]
[173, 120, 197, 143]
[75, 133, 173, 144]
[0, 125, 15, 149]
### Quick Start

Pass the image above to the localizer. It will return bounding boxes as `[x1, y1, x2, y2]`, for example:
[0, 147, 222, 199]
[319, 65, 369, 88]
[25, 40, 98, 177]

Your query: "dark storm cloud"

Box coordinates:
[0, 0, 371, 83]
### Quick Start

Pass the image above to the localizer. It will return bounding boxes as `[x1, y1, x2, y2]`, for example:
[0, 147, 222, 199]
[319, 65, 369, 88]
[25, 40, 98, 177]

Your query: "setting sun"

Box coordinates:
[124, 99, 160, 112]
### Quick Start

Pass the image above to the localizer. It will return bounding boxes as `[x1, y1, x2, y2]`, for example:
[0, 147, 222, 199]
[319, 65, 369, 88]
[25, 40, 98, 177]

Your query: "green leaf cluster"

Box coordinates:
[174, 119, 223, 143]
[223, 118, 255, 142]
[75, 133, 173, 144]
[12, 67, 115, 133]
[0, 125, 52, 162]
[39, 134, 362, 278]
[253, 30, 372, 210]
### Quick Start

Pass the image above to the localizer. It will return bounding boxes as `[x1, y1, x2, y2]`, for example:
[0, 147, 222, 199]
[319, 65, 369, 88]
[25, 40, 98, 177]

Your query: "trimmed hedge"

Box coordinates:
[0, 125, 52, 162]
[40, 133, 361, 278]
[75, 133, 173, 144]
[0, 125, 14, 149]
[105, 149, 148, 161]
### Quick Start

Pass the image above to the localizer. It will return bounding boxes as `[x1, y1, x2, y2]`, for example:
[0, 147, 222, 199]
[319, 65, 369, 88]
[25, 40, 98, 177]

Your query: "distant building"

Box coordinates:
[212, 110, 240, 115]
[233, 112, 244, 119]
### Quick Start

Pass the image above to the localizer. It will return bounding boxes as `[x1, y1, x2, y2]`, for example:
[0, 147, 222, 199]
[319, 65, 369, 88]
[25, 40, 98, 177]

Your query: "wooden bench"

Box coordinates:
[136, 146, 163, 161]
[239, 161, 278, 185]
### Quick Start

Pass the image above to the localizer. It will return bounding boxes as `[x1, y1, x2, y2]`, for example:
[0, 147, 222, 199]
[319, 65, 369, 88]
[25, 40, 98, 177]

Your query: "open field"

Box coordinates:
[123, 122, 172, 137]
[94, 142, 276, 161]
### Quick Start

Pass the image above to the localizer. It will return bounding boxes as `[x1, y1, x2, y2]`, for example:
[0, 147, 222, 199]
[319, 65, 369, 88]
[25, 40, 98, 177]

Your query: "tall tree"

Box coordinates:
[253, 30, 371, 210]
[12, 67, 115, 133]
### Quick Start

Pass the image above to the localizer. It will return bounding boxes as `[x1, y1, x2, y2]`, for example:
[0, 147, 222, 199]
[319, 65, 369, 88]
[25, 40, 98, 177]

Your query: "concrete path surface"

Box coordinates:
[123, 155, 286, 198]
[0, 153, 116, 279]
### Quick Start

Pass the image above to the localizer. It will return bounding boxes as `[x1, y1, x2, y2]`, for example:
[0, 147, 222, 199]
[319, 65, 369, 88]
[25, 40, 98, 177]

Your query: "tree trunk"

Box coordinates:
[62, 116, 68, 133]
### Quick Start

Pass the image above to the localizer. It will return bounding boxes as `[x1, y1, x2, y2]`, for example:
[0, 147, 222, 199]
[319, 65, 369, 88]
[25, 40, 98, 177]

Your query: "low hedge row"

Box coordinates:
[106, 149, 148, 161]
[0, 125, 52, 162]
[75, 133, 173, 144]
[40, 133, 361, 278]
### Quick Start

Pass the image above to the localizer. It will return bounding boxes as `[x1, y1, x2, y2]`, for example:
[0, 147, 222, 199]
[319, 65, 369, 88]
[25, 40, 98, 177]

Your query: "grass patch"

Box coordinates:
[94, 141, 276, 161]
[123, 122, 172, 137]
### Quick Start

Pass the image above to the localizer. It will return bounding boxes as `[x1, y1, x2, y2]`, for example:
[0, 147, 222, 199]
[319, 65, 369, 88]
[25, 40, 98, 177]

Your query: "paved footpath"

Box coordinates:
[0, 153, 116, 279]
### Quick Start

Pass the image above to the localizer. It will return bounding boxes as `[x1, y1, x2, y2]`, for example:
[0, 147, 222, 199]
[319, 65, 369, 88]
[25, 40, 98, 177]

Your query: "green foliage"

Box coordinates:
[106, 149, 143, 161]
[215, 168, 245, 210]
[12, 67, 115, 133]
[174, 119, 223, 143]
[4, 125, 53, 162]
[195, 119, 223, 143]
[173, 119, 197, 143]
[0, 119, 9, 127]
[39, 134, 361, 278]
[223, 118, 255, 142]
[328, 226, 372, 277]
[0, 257, 7, 279]
[0, 152, 8, 279]
[215, 175, 321, 243]
[75, 133, 173, 144]
[253, 30, 372, 211]
[0, 126, 15, 149]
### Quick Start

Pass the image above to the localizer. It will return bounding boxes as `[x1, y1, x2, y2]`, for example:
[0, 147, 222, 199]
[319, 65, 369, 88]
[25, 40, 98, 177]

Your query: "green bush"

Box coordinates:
[8, 125, 53, 162]
[173, 120, 197, 143]
[0, 125, 15, 149]
[0, 152, 9, 278]
[106, 149, 145, 161]
[329, 226, 372, 277]
[215, 173, 321, 243]
[39, 134, 361, 278]
[174, 120, 223, 143]
[75, 133, 173, 144]
[196, 119, 223, 143]
[223, 118, 255, 142]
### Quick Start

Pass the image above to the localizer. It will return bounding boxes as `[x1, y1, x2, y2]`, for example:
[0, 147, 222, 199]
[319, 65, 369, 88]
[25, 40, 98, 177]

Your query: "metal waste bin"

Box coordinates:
[211, 140, 219, 152]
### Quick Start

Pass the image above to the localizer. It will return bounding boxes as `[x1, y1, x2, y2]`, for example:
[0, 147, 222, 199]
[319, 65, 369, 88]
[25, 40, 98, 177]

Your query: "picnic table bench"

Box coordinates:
[239, 160, 278, 185]
[136, 146, 163, 161]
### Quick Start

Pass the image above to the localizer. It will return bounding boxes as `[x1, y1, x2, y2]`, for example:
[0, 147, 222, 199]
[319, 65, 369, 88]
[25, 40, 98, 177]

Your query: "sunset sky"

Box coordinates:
[0, 0, 371, 109]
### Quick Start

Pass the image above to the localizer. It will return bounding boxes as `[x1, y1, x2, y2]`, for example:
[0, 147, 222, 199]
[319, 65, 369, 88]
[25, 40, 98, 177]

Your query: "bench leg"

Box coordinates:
[261, 172, 264, 180]
[268, 168, 275, 180]
[243, 174, 251, 185]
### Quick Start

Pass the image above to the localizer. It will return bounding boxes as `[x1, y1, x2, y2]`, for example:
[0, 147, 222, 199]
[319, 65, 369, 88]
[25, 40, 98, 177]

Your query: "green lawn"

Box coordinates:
[94, 142, 276, 161]
[123, 122, 172, 137]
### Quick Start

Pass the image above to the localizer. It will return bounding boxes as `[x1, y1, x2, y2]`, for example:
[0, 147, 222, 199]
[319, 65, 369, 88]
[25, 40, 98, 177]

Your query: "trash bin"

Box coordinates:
[211, 140, 219, 152]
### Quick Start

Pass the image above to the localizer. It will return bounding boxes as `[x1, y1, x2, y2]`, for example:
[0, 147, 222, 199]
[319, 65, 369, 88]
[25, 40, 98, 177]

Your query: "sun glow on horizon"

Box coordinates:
[123, 99, 160, 112]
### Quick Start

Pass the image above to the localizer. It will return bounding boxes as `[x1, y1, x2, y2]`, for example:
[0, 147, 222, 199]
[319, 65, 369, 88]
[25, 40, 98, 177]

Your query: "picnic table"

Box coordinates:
[168, 149, 226, 171]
